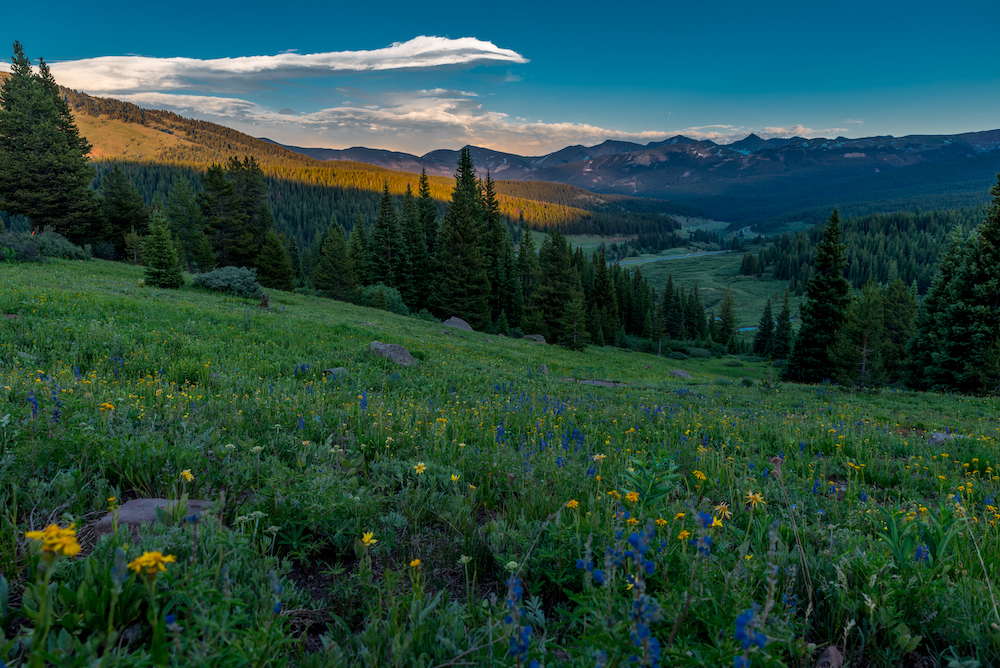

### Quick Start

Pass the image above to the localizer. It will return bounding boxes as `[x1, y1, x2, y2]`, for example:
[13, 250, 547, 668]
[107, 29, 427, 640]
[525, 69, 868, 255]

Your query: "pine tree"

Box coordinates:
[226, 156, 270, 268]
[784, 209, 852, 383]
[418, 168, 439, 257]
[481, 173, 507, 321]
[534, 230, 574, 343]
[401, 184, 428, 309]
[499, 228, 523, 326]
[287, 234, 302, 283]
[166, 179, 206, 272]
[255, 229, 296, 291]
[347, 212, 369, 286]
[433, 150, 490, 329]
[144, 211, 184, 288]
[98, 166, 151, 256]
[717, 286, 738, 350]
[199, 164, 245, 266]
[881, 278, 917, 384]
[561, 283, 590, 351]
[771, 290, 794, 360]
[312, 217, 356, 301]
[829, 280, 885, 388]
[0, 42, 97, 243]
[906, 176, 1000, 394]
[190, 232, 217, 273]
[369, 182, 410, 292]
[752, 299, 774, 356]
[591, 248, 620, 341]
[518, 229, 541, 330]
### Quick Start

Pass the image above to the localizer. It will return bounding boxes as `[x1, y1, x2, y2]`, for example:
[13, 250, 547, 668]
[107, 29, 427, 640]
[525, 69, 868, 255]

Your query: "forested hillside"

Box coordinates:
[737, 206, 987, 294]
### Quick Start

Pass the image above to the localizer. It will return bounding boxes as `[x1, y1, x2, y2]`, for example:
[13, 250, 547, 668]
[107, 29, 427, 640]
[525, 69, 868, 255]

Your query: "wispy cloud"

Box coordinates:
[844, 118, 864, 124]
[35, 36, 528, 94]
[758, 125, 849, 139]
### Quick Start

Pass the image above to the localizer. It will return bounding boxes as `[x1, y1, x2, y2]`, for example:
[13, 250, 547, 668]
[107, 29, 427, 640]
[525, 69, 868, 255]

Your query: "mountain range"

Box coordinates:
[267, 128, 1000, 227]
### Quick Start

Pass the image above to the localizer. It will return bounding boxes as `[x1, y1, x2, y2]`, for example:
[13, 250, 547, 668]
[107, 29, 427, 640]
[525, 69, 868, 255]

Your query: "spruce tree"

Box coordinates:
[517, 229, 541, 331]
[190, 232, 217, 274]
[881, 278, 917, 384]
[829, 280, 885, 388]
[771, 290, 794, 360]
[906, 176, 1000, 394]
[369, 183, 410, 292]
[433, 150, 490, 329]
[144, 211, 184, 288]
[347, 212, 369, 286]
[561, 283, 590, 351]
[199, 164, 245, 266]
[226, 156, 270, 268]
[752, 299, 774, 356]
[401, 184, 428, 309]
[255, 229, 296, 291]
[481, 173, 507, 321]
[0, 42, 97, 243]
[500, 228, 523, 327]
[287, 235, 302, 284]
[534, 230, 574, 343]
[98, 166, 151, 256]
[784, 209, 852, 383]
[166, 179, 206, 271]
[717, 286, 738, 350]
[591, 248, 620, 341]
[418, 168, 439, 256]
[312, 217, 356, 301]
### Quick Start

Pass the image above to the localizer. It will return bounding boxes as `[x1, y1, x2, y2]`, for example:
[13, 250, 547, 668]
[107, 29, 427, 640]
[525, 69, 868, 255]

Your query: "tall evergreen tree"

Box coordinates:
[771, 290, 794, 360]
[716, 286, 738, 350]
[227, 156, 270, 268]
[481, 173, 508, 321]
[500, 228, 523, 327]
[561, 281, 590, 351]
[98, 166, 151, 256]
[255, 229, 296, 291]
[784, 209, 852, 383]
[347, 212, 369, 286]
[906, 176, 1000, 394]
[880, 278, 917, 384]
[433, 150, 490, 329]
[418, 168, 439, 256]
[517, 228, 541, 332]
[591, 248, 620, 341]
[143, 211, 184, 288]
[165, 179, 207, 272]
[752, 299, 774, 356]
[199, 164, 245, 266]
[829, 280, 885, 388]
[0, 42, 96, 242]
[287, 234, 302, 284]
[534, 230, 574, 342]
[369, 183, 410, 292]
[401, 184, 428, 309]
[312, 217, 356, 301]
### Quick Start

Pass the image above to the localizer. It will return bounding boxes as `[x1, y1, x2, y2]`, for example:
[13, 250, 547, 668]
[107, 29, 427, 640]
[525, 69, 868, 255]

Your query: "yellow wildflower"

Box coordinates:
[25, 524, 81, 557]
[414, 462, 426, 474]
[361, 531, 377, 547]
[693, 470, 707, 481]
[451, 474, 461, 482]
[711, 516, 723, 529]
[180, 469, 194, 483]
[410, 559, 421, 568]
[655, 518, 668, 527]
[565, 499, 580, 509]
[674, 512, 685, 520]
[745, 491, 765, 509]
[678, 530, 691, 541]
[625, 491, 640, 504]
[592, 454, 606, 462]
[607, 490, 621, 501]
[714, 502, 732, 520]
[626, 517, 639, 525]
[127, 551, 176, 577]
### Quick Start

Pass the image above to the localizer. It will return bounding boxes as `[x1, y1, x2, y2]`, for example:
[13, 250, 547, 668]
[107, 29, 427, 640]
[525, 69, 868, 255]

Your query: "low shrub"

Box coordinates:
[193, 266, 263, 299]
[687, 347, 712, 359]
[0, 229, 89, 262]
[359, 283, 409, 316]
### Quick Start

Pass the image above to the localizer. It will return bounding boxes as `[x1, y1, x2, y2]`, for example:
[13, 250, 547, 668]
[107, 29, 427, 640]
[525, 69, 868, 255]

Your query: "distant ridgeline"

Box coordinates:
[55, 87, 697, 248]
[738, 206, 987, 295]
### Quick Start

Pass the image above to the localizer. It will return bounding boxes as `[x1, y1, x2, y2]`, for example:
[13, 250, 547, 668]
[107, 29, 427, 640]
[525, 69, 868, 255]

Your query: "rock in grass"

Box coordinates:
[442, 316, 473, 331]
[324, 367, 348, 378]
[523, 334, 546, 344]
[928, 432, 956, 446]
[816, 646, 843, 668]
[670, 369, 692, 379]
[540, 364, 549, 375]
[95, 498, 213, 535]
[369, 341, 418, 367]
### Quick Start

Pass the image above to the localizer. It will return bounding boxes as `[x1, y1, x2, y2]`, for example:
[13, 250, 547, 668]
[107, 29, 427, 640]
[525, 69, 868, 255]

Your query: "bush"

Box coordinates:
[687, 347, 712, 359]
[740, 355, 766, 363]
[359, 283, 409, 316]
[0, 229, 89, 262]
[668, 351, 688, 360]
[412, 309, 439, 323]
[771, 359, 787, 368]
[508, 327, 524, 339]
[91, 241, 117, 261]
[723, 359, 744, 367]
[194, 266, 263, 299]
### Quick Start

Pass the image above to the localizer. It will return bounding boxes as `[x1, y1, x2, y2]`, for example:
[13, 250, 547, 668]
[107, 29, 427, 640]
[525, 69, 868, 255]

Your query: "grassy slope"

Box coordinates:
[3, 261, 1000, 666]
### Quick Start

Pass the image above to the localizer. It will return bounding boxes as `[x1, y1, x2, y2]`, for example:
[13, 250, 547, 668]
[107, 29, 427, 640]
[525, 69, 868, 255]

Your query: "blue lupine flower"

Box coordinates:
[273, 602, 282, 614]
[26, 391, 38, 417]
[915, 544, 930, 563]
[165, 614, 176, 625]
[735, 605, 766, 649]
[859, 491, 868, 503]
[592, 569, 606, 584]
[360, 391, 367, 410]
[735, 655, 750, 668]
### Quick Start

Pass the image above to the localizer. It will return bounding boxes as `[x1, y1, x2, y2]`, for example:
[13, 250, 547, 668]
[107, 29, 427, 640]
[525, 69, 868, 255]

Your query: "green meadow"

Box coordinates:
[1, 259, 999, 667]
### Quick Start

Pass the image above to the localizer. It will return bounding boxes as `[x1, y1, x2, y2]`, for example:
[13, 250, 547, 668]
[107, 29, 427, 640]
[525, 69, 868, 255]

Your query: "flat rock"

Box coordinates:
[94, 498, 214, 535]
[816, 646, 843, 668]
[324, 367, 348, 378]
[369, 341, 418, 367]
[928, 432, 957, 446]
[523, 334, 546, 344]
[442, 316, 473, 331]
[669, 369, 692, 379]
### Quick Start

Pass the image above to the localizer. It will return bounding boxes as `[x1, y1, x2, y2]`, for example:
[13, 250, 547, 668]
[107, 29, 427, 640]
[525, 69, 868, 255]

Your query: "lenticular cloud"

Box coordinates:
[45, 36, 529, 94]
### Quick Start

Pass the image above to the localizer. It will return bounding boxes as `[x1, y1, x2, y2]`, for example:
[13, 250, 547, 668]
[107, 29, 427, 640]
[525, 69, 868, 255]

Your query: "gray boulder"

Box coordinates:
[94, 498, 214, 535]
[442, 316, 473, 331]
[540, 364, 549, 375]
[928, 432, 957, 446]
[523, 334, 546, 344]
[324, 367, 348, 378]
[369, 341, 418, 367]
[669, 369, 692, 379]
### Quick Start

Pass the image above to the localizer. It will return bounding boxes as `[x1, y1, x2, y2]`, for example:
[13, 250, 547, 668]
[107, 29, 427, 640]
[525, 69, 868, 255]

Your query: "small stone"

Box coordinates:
[442, 316, 473, 331]
[669, 369, 692, 379]
[928, 432, 957, 446]
[540, 364, 549, 375]
[95, 498, 214, 535]
[324, 367, 348, 378]
[816, 646, 843, 668]
[368, 341, 418, 367]
[523, 334, 546, 344]
[16, 351, 37, 360]
[485, 338, 493, 343]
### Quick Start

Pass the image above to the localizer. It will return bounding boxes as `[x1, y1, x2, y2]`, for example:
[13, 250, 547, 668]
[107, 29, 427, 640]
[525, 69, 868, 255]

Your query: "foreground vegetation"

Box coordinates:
[2, 259, 1000, 667]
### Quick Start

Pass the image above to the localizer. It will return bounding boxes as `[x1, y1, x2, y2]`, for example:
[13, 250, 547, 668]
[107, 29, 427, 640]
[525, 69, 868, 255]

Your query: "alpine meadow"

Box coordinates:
[5, 18, 1000, 668]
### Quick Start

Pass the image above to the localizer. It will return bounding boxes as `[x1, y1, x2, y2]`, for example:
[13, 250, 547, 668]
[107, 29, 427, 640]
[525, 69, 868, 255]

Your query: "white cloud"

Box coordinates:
[758, 125, 850, 139]
[844, 118, 864, 124]
[41, 36, 528, 94]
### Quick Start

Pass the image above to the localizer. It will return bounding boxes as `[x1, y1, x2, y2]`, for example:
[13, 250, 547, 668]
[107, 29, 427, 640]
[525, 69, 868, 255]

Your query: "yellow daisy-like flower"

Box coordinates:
[451, 474, 461, 482]
[361, 531, 377, 547]
[655, 518, 668, 527]
[100, 402, 115, 411]
[626, 517, 639, 525]
[565, 499, 579, 509]
[678, 530, 691, 541]
[414, 462, 427, 474]
[592, 454, 606, 462]
[714, 502, 732, 520]
[625, 491, 640, 504]
[180, 469, 194, 483]
[711, 516, 723, 529]
[674, 512, 685, 520]
[745, 491, 765, 509]
[693, 470, 707, 481]
[469, 484, 477, 490]
[127, 551, 177, 577]
[607, 490, 621, 501]
[25, 524, 81, 557]
[410, 558, 421, 568]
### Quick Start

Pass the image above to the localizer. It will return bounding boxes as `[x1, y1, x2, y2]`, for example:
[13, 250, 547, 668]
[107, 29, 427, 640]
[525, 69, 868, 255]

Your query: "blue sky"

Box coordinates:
[3, 1, 998, 155]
